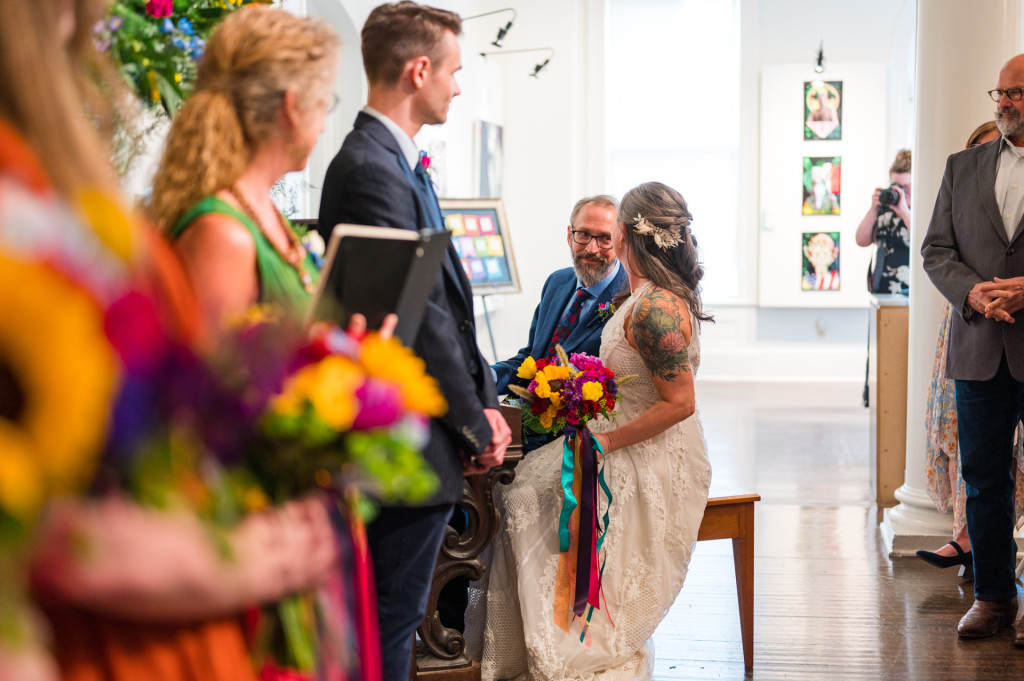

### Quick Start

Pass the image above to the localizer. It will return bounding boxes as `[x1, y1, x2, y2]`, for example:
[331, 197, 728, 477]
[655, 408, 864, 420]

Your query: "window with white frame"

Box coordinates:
[605, 0, 741, 303]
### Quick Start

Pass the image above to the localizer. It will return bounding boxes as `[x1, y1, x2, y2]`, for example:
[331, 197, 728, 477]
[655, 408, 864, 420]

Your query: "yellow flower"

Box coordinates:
[549, 392, 564, 410]
[542, 364, 570, 382]
[581, 381, 604, 402]
[74, 190, 135, 262]
[533, 374, 551, 399]
[0, 254, 118, 517]
[359, 333, 447, 417]
[516, 356, 537, 380]
[274, 356, 362, 430]
[539, 411, 554, 429]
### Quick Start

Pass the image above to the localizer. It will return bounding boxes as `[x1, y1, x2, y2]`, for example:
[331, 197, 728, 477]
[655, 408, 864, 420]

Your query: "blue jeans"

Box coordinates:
[367, 503, 454, 681]
[954, 356, 1024, 602]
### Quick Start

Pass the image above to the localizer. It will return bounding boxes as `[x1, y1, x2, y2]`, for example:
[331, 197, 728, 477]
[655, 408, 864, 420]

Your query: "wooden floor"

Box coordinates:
[653, 381, 1024, 680]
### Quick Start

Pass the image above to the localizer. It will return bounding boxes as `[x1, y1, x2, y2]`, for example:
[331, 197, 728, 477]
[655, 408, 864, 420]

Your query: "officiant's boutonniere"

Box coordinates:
[596, 302, 616, 322]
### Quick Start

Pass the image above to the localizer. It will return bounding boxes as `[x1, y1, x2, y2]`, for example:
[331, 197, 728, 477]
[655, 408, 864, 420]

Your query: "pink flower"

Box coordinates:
[145, 0, 173, 18]
[352, 379, 404, 429]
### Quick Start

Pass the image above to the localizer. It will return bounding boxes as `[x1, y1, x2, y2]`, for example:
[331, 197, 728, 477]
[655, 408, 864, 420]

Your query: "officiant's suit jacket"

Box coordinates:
[922, 138, 1024, 381]
[319, 112, 497, 505]
[492, 265, 628, 395]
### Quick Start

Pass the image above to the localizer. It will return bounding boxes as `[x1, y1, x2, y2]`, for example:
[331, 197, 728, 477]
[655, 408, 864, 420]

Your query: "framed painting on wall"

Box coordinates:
[474, 120, 503, 198]
[802, 156, 841, 215]
[801, 231, 841, 290]
[804, 80, 842, 140]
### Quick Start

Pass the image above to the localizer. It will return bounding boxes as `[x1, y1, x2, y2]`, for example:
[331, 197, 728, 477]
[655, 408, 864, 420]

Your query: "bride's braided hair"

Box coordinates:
[614, 182, 713, 325]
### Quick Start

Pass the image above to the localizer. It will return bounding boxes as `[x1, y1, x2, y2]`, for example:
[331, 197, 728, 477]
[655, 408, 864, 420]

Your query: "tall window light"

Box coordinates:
[606, 0, 741, 302]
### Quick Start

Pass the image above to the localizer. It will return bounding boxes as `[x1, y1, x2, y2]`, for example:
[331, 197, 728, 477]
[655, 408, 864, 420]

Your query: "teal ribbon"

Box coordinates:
[557, 430, 614, 554]
[557, 435, 577, 552]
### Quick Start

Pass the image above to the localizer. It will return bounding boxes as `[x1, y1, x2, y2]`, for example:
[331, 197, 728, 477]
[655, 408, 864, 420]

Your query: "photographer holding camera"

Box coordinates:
[856, 149, 912, 294]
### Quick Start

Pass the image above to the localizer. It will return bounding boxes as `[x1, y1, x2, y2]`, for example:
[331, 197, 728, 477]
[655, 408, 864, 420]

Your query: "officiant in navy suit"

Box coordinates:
[317, 3, 510, 680]
[491, 194, 628, 452]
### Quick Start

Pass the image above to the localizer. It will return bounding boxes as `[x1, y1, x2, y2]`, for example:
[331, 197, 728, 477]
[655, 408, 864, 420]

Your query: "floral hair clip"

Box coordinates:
[632, 213, 683, 250]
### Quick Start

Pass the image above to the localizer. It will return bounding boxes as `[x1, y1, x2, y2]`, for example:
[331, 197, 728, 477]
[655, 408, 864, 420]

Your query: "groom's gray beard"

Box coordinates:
[996, 108, 1024, 138]
[573, 258, 614, 287]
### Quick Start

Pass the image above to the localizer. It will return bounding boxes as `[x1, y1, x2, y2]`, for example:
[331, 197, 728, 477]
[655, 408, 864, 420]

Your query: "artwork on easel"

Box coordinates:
[801, 231, 840, 291]
[804, 80, 842, 140]
[802, 156, 841, 215]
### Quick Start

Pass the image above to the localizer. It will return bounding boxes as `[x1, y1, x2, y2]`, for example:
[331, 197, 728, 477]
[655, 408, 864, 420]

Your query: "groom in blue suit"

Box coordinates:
[492, 195, 628, 452]
[317, 4, 510, 679]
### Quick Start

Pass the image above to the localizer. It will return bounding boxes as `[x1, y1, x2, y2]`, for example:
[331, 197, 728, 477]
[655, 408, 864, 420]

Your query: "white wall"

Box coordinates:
[457, 0, 918, 380]
[275, 0, 920, 381]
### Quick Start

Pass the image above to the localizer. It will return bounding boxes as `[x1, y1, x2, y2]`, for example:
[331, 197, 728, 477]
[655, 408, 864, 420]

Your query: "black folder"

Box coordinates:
[307, 224, 452, 345]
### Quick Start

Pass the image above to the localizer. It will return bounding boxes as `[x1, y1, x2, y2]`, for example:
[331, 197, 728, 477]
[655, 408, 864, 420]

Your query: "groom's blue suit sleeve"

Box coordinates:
[491, 270, 565, 395]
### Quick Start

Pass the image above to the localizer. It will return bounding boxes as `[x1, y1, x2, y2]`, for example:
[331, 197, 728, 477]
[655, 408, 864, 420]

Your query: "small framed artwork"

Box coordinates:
[801, 231, 840, 290]
[439, 198, 520, 295]
[804, 80, 842, 140]
[474, 120, 504, 198]
[802, 156, 841, 215]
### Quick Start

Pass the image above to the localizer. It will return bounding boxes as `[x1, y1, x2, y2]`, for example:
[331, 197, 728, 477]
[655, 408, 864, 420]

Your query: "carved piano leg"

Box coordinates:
[414, 405, 523, 681]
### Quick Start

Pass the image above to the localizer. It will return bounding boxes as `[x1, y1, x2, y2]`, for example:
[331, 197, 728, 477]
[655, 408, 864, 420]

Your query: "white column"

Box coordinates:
[882, 0, 1021, 556]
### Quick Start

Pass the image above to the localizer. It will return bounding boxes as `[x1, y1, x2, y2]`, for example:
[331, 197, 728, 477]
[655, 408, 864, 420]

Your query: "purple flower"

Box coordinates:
[108, 15, 123, 31]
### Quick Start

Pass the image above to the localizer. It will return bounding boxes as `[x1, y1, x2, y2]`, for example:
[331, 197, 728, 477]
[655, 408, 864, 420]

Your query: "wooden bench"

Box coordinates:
[697, 487, 760, 670]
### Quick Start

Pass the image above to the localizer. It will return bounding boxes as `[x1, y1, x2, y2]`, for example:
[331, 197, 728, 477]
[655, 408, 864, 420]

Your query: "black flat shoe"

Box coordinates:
[916, 540, 972, 569]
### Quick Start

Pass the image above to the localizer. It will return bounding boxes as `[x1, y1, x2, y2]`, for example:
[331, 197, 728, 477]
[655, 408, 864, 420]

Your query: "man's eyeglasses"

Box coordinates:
[571, 230, 613, 249]
[988, 88, 1024, 102]
[326, 92, 340, 114]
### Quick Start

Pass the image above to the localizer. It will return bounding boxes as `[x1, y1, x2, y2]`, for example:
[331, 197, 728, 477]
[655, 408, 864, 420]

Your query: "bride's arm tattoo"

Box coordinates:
[631, 288, 691, 381]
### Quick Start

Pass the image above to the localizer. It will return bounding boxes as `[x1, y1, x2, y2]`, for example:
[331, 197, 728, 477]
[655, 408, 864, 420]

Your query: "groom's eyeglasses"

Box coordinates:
[571, 230, 614, 249]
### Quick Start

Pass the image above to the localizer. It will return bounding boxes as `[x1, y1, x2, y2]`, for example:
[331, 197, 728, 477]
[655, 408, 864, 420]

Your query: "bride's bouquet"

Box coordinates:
[507, 346, 618, 437]
[507, 347, 627, 645]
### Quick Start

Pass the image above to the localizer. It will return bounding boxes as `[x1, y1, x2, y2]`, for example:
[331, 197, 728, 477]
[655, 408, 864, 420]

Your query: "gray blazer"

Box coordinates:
[922, 138, 1024, 381]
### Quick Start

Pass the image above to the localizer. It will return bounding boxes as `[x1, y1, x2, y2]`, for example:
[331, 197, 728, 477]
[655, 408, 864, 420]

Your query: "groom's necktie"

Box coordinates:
[414, 151, 443, 232]
[548, 287, 586, 357]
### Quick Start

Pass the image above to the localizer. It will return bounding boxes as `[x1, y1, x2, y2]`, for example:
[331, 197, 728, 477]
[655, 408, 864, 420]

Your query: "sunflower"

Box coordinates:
[358, 334, 447, 418]
[0, 254, 118, 520]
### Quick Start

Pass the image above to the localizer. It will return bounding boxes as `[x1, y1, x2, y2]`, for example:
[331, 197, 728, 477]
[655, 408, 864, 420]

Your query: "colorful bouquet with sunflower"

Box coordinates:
[507, 346, 619, 437]
[506, 346, 626, 645]
[224, 312, 445, 681]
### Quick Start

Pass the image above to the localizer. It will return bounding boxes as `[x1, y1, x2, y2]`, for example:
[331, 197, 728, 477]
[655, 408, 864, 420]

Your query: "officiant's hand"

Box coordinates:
[463, 408, 511, 474]
[346, 313, 398, 340]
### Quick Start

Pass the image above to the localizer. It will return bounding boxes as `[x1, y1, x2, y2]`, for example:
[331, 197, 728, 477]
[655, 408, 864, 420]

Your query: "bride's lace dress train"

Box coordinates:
[468, 288, 711, 681]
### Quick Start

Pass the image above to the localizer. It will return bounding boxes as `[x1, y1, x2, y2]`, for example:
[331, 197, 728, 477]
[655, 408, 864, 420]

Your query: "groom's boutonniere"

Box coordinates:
[419, 150, 436, 181]
[597, 302, 616, 322]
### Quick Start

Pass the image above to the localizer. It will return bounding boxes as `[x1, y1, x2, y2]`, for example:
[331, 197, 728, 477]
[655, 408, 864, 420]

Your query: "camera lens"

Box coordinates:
[878, 185, 899, 207]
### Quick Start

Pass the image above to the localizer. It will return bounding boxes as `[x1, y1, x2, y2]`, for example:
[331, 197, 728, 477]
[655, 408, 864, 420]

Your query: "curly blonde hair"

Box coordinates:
[889, 148, 911, 175]
[0, 0, 126, 197]
[148, 6, 338, 231]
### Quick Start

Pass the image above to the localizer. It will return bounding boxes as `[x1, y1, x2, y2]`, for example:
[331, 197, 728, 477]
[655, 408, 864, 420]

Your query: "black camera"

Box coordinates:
[878, 184, 903, 207]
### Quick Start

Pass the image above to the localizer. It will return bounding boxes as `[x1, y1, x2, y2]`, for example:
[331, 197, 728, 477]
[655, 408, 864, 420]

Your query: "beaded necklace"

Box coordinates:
[229, 185, 314, 293]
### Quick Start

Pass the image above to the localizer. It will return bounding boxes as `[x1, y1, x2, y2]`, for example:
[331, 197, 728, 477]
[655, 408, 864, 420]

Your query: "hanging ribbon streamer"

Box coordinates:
[553, 427, 613, 645]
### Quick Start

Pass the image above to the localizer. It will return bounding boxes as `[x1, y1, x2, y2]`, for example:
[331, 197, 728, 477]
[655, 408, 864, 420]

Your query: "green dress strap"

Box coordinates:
[171, 195, 319, 315]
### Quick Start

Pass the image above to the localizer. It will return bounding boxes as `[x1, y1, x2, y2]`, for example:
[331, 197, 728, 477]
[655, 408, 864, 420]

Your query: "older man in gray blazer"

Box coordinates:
[922, 53, 1024, 647]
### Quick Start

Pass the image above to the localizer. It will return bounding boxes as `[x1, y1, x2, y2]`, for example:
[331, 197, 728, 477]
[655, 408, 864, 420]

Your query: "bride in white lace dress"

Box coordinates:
[468, 182, 713, 681]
